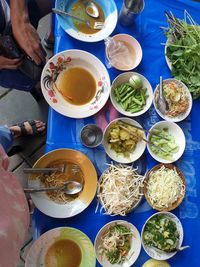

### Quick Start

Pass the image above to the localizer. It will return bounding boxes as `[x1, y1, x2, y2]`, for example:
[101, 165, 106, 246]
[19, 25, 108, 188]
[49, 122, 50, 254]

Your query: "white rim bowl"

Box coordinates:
[106, 33, 142, 70]
[103, 117, 146, 163]
[153, 78, 192, 122]
[95, 220, 141, 267]
[141, 211, 184, 260]
[110, 72, 153, 117]
[147, 121, 186, 163]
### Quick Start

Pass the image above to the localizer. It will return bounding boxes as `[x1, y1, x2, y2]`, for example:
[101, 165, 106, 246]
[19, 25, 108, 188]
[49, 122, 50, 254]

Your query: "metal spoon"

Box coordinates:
[24, 181, 82, 195]
[83, 0, 99, 18]
[157, 76, 168, 114]
[171, 245, 190, 252]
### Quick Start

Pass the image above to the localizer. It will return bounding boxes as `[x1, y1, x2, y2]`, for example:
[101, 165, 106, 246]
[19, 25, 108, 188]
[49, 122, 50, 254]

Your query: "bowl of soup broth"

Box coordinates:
[55, 0, 118, 42]
[25, 227, 96, 267]
[41, 49, 110, 118]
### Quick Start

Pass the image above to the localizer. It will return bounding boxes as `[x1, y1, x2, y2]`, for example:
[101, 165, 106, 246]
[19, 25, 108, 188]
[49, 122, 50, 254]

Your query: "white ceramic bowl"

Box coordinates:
[41, 49, 110, 119]
[141, 211, 184, 261]
[95, 220, 141, 267]
[147, 121, 186, 163]
[55, 0, 118, 42]
[106, 33, 142, 71]
[110, 72, 153, 117]
[153, 78, 192, 122]
[103, 117, 146, 163]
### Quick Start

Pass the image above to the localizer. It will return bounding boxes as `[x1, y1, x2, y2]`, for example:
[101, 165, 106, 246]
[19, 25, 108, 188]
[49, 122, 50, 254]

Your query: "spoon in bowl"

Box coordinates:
[24, 181, 83, 195]
[83, 0, 99, 18]
[157, 76, 169, 114]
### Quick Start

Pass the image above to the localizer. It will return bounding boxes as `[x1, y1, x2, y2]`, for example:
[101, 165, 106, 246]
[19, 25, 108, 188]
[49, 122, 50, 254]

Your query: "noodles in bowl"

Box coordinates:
[28, 149, 97, 218]
[33, 161, 84, 204]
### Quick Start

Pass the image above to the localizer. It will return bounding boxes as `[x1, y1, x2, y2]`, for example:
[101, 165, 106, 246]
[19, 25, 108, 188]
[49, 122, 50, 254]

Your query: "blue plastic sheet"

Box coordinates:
[33, 0, 200, 266]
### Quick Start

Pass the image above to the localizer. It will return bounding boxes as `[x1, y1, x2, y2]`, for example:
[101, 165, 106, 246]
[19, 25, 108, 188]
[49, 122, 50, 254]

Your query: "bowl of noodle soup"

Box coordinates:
[28, 148, 97, 218]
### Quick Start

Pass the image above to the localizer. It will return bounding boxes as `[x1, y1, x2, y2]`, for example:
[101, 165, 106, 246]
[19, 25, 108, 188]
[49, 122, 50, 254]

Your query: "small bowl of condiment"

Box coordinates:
[80, 124, 103, 148]
[105, 33, 142, 71]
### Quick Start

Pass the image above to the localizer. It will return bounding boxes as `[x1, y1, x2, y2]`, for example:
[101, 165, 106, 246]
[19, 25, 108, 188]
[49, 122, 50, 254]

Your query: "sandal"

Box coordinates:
[11, 120, 46, 138]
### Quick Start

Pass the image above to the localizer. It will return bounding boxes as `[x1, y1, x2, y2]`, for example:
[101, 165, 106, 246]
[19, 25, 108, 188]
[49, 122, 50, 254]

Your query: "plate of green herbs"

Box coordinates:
[163, 11, 200, 99]
[142, 212, 184, 260]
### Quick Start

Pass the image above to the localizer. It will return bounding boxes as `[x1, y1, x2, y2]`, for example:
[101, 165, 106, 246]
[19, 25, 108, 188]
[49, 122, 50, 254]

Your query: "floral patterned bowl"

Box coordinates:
[41, 49, 110, 118]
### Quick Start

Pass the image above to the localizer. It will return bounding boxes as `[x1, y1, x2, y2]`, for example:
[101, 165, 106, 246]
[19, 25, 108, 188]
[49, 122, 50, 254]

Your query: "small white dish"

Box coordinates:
[106, 33, 142, 70]
[103, 117, 146, 164]
[95, 220, 141, 267]
[110, 72, 153, 117]
[153, 78, 192, 122]
[141, 211, 184, 261]
[147, 121, 186, 163]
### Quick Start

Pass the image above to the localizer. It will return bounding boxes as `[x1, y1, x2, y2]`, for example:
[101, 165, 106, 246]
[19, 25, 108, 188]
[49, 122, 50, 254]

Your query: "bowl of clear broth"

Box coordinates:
[55, 0, 118, 42]
[106, 34, 142, 71]
[41, 49, 110, 118]
[25, 227, 96, 267]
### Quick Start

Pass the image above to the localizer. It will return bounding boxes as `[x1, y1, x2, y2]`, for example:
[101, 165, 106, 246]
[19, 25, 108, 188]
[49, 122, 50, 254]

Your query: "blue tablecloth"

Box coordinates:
[33, 0, 200, 266]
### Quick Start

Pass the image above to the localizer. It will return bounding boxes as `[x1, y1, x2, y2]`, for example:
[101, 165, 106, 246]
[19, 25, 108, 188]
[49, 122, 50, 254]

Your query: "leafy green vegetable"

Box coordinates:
[163, 11, 200, 99]
[143, 214, 179, 252]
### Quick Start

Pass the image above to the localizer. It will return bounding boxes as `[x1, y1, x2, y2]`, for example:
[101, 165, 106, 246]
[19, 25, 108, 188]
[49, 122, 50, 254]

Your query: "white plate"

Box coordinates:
[95, 220, 141, 267]
[153, 78, 192, 122]
[55, 0, 118, 42]
[110, 72, 153, 117]
[147, 121, 186, 163]
[41, 49, 110, 118]
[141, 212, 184, 261]
[25, 227, 96, 267]
[103, 117, 146, 164]
[28, 149, 97, 218]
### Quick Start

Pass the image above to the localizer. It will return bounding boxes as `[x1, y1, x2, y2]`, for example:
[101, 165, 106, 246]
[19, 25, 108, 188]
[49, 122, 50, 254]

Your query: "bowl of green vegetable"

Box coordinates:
[95, 220, 141, 267]
[147, 121, 186, 163]
[103, 117, 146, 163]
[141, 212, 184, 260]
[110, 72, 153, 117]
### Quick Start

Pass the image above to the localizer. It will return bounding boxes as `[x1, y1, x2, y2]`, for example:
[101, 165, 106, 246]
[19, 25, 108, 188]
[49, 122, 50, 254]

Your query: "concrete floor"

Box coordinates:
[0, 15, 52, 267]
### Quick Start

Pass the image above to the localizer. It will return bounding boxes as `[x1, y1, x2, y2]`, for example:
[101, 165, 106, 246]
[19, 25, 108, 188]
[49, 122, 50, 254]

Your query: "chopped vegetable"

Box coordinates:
[107, 121, 144, 158]
[149, 127, 179, 161]
[163, 11, 200, 99]
[143, 214, 179, 252]
[146, 165, 185, 210]
[98, 224, 133, 264]
[114, 76, 148, 113]
[155, 80, 190, 118]
[96, 164, 144, 216]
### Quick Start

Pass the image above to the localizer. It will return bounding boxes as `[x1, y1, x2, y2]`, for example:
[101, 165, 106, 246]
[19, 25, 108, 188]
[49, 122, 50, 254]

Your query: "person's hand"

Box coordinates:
[13, 22, 46, 65]
[0, 56, 22, 70]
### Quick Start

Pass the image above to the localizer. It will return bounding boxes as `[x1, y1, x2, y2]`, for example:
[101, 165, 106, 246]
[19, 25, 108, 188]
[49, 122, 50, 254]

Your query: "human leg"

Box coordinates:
[0, 125, 13, 153]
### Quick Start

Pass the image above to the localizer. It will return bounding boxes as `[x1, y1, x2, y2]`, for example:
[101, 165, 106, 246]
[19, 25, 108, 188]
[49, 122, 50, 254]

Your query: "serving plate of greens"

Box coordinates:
[163, 11, 200, 99]
[110, 72, 153, 117]
[95, 220, 141, 267]
[147, 121, 185, 163]
[141, 212, 184, 260]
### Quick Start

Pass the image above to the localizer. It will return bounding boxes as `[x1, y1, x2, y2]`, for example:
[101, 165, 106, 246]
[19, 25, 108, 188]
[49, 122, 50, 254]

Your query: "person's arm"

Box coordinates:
[10, 0, 46, 65]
